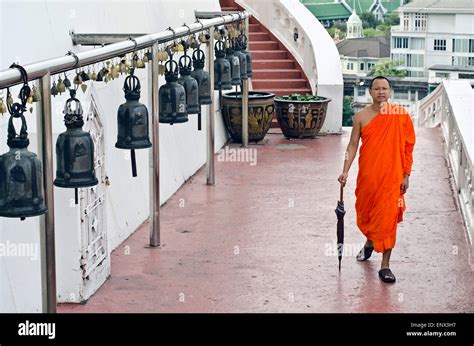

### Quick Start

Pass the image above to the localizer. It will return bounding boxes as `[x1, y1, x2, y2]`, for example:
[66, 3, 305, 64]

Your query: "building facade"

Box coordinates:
[390, 0, 474, 79]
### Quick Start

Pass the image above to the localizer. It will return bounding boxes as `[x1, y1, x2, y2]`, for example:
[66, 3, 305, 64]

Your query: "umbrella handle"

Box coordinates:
[340, 183, 344, 202]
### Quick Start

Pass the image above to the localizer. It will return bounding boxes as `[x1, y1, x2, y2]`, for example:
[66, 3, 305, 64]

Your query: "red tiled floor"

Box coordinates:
[58, 127, 474, 313]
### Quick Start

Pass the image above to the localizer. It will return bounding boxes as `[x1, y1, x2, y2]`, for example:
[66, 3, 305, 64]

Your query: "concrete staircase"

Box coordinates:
[220, 0, 312, 127]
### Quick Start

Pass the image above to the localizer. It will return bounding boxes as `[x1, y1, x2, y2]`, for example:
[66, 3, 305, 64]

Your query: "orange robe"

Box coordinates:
[355, 103, 416, 253]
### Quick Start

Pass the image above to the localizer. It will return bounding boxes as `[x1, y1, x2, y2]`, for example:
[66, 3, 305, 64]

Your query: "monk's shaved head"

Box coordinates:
[369, 76, 392, 89]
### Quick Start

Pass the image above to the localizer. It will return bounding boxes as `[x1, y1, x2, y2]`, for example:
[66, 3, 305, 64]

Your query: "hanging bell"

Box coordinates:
[32, 85, 41, 102]
[80, 70, 90, 82]
[116, 69, 152, 177]
[0, 97, 7, 114]
[191, 48, 212, 105]
[73, 73, 83, 85]
[89, 69, 98, 81]
[63, 73, 71, 88]
[177, 55, 200, 114]
[57, 77, 66, 94]
[54, 90, 98, 203]
[214, 40, 232, 90]
[225, 39, 241, 85]
[159, 59, 188, 124]
[233, 38, 248, 80]
[51, 81, 59, 97]
[7, 91, 13, 106]
[0, 101, 47, 220]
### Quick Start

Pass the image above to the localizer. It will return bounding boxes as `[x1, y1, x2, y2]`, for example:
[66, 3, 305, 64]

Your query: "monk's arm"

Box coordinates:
[404, 114, 416, 176]
[343, 112, 361, 174]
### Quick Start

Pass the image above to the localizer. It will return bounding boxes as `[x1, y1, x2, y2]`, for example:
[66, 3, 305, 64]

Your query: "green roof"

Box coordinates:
[304, 0, 402, 21]
[305, 3, 351, 20]
[346, 0, 377, 14]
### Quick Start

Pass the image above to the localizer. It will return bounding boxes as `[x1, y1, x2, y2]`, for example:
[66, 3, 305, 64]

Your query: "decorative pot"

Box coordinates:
[275, 96, 331, 138]
[221, 91, 275, 143]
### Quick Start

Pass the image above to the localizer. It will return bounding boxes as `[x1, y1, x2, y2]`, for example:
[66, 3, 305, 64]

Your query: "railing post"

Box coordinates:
[241, 15, 249, 148]
[207, 26, 216, 185]
[37, 73, 57, 313]
[149, 42, 160, 247]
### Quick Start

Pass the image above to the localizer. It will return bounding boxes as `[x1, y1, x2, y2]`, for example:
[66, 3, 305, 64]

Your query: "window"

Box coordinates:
[414, 13, 427, 31]
[418, 90, 428, 99]
[434, 39, 446, 51]
[346, 62, 354, 70]
[410, 91, 416, 101]
[358, 87, 366, 97]
[393, 89, 409, 100]
[410, 38, 425, 50]
[453, 39, 474, 53]
[392, 53, 407, 66]
[403, 13, 410, 30]
[407, 54, 424, 67]
[459, 73, 474, 79]
[435, 72, 450, 78]
[452, 56, 474, 67]
[360, 63, 365, 71]
[394, 37, 408, 49]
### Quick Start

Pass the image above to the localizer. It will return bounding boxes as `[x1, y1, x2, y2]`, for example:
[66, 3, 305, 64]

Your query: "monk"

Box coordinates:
[337, 76, 416, 283]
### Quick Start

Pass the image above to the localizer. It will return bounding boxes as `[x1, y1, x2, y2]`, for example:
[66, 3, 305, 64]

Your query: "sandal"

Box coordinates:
[378, 268, 396, 283]
[356, 245, 374, 261]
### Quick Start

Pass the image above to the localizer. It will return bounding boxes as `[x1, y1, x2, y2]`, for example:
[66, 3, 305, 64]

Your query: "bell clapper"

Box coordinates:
[131, 149, 137, 177]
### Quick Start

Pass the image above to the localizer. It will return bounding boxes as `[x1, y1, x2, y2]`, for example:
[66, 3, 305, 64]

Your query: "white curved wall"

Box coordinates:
[0, 0, 226, 312]
[237, 0, 343, 134]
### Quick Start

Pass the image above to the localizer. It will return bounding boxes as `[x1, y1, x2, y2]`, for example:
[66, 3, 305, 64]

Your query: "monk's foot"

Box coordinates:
[356, 243, 374, 261]
[378, 267, 396, 283]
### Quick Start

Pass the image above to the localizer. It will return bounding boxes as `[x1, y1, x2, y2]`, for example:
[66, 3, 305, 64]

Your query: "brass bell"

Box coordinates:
[233, 37, 248, 80]
[178, 55, 200, 114]
[0, 97, 7, 114]
[57, 77, 66, 94]
[32, 85, 41, 102]
[214, 40, 232, 90]
[159, 59, 188, 125]
[225, 39, 241, 85]
[116, 69, 152, 177]
[7, 91, 13, 106]
[54, 89, 98, 203]
[0, 93, 47, 220]
[73, 73, 83, 85]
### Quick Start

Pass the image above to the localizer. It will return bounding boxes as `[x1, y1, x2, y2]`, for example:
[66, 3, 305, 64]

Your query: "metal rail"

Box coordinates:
[0, 11, 250, 313]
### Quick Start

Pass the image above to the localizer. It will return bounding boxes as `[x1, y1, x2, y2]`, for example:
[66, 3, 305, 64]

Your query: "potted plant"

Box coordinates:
[274, 93, 331, 139]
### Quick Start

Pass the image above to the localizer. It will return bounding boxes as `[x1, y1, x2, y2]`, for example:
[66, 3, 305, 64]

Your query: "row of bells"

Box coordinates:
[0, 39, 253, 220]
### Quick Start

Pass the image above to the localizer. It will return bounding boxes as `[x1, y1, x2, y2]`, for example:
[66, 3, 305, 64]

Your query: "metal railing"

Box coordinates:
[0, 11, 250, 313]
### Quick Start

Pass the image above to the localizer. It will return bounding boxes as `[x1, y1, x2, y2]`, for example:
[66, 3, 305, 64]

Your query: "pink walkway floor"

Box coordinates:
[59, 127, 474, 313]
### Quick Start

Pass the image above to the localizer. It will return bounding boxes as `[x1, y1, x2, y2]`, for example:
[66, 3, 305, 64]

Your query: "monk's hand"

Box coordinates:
[400, 174, 409, 194]
[338, 172, 348, 187]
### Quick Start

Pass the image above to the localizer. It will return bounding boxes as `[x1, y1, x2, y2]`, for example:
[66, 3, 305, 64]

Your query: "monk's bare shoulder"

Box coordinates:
[353, 107, 370, 128]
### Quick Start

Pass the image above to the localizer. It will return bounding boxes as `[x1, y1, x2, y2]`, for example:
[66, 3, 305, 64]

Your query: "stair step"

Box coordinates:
[221, 6, 240, 11]
[252, 79, 309, 88]
[253, 88, 312, 96]
[249, 41, 279, 50]
[249, 24, 260, 32]
[253, 59, 295, 69]
[248, 32, 271, 41]
[251, 50, 288, 59]
[251, 69, 302, 79]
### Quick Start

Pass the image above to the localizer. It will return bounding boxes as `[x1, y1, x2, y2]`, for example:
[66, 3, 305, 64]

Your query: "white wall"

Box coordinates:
[0, 0, 228, 312]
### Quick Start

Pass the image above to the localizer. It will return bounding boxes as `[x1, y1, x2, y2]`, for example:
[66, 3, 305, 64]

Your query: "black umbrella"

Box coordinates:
[335, 183, 345, 271]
